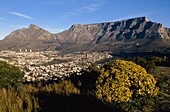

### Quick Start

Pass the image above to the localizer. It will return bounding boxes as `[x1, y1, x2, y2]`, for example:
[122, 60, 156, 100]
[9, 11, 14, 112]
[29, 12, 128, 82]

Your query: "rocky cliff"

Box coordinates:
[0, 17, 170, 52]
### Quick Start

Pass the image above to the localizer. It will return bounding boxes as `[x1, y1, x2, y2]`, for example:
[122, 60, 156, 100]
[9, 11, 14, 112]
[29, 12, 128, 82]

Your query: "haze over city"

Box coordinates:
[0, 0, 170, 39]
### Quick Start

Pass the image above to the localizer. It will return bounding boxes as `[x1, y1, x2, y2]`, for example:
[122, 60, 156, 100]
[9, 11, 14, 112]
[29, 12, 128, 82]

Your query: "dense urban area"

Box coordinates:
[0, 49, 112, 82]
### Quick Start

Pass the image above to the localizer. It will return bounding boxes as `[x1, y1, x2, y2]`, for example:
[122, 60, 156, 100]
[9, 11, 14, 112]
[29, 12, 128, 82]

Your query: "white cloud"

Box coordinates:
[81, 2, 103, 12]
[9, 11, 32, 19]
[62, 0, 105, 18]
[82, 4, 98, 12]
[80, 1, 104, 13]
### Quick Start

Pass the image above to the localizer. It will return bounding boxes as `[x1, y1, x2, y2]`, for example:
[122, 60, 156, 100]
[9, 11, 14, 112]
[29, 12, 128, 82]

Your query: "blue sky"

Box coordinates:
[0, 0, 170, 39]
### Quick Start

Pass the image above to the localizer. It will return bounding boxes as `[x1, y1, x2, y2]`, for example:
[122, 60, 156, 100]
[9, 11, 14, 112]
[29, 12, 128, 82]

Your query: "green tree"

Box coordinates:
[95, 60, 159, 104]
[0, 61, 24, 88]
[127, 56, 165, 73]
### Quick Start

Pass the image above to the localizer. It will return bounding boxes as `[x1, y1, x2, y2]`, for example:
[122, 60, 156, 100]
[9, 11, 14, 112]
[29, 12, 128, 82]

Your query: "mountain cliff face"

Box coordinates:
[0, 17, 170, 52]
[55, 16, 170, 52]
[56, 17, 165, 43]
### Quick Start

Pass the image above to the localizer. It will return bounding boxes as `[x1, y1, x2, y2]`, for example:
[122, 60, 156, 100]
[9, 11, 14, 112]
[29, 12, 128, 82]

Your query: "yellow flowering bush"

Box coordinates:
[95, 60, 159, 104]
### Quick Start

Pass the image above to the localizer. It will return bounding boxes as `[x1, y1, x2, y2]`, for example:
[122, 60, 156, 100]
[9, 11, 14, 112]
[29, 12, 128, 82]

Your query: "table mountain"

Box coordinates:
[0, 16, 170, 52]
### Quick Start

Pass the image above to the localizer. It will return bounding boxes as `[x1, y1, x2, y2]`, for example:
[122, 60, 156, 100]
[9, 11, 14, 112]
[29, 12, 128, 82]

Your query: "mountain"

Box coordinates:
[0, 24, 60, 51]
[0, 17, 170, 52]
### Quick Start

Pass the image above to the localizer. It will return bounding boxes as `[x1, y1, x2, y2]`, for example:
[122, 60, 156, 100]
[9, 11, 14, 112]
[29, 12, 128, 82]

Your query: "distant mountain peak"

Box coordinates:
[28, 24, 41, 29]
[126, 16, 148, 21]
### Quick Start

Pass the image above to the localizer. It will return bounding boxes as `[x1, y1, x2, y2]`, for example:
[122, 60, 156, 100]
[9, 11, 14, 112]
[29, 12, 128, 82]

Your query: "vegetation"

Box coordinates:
[153, 66, 170, 112]
[0, 87, 39, 112]
[95, 60, 159, 103]
[127, 56, 165, 73]
[0, 80, 80, 112]
[0, 61, 24, 88]
[0, 59, 169, 112]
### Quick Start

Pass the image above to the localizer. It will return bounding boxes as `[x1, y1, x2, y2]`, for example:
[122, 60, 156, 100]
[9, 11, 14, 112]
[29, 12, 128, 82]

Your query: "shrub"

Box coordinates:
[0, 88, 39, 112]
[95, 60, 159, 104]
[40, 80, 80, 96]
[0, 61, 24, 88]
[127, 56, 165, 73]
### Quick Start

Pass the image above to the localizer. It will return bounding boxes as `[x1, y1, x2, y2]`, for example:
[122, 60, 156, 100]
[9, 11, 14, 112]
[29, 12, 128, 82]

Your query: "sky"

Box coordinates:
[0, 0, 170, 40]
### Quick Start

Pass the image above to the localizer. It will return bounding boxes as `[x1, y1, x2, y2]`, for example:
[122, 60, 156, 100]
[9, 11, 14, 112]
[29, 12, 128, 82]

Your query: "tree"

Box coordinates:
[127, 56, 165, 73]
[95, 60, 159, 104]
[0, 61, 24, 88]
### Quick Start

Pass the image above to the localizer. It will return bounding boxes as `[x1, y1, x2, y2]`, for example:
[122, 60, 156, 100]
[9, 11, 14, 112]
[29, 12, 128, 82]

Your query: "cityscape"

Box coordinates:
[0, 49, 112, 82]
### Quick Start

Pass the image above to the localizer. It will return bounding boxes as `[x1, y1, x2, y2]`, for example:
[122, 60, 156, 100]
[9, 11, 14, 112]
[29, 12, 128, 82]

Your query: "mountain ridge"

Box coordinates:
[0, 16, 170, 52]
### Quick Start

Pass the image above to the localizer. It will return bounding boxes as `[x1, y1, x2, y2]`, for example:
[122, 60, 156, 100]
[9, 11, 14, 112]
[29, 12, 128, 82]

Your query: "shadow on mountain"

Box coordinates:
[37, 93, 115, 112]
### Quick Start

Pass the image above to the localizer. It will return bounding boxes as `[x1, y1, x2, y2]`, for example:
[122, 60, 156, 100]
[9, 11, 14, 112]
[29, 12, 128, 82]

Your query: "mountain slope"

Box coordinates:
[0, 17, 170, 52]
[0, 24, 60, 51]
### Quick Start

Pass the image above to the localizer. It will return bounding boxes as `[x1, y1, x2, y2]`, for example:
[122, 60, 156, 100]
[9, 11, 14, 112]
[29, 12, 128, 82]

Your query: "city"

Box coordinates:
[0, 49, 112, 82]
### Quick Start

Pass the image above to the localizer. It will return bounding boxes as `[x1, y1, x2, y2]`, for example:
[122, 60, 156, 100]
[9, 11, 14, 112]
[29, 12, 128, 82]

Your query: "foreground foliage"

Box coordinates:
[0, 87, 39, 112]
[0, 80, 80, 112]
[0, 59, 169, 112]
[0, 61, 24, 88]
[95, 60, 159, 104]
[153, 66, 170, 112]
[127, 56, 165, 73]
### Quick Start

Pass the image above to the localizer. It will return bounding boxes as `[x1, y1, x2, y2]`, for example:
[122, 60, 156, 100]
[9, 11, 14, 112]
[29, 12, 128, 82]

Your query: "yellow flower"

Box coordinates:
[96, 60, 159, 104]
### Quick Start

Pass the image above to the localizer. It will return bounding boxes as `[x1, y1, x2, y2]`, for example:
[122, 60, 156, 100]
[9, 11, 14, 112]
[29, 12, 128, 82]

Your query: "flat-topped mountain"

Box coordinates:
[0, 17, 170, 52]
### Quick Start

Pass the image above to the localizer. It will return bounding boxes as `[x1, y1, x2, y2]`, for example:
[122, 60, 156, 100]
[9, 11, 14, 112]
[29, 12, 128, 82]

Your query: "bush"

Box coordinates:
[0, 80, 80, 112]
[95, 60, 159, 104]
[0, 61, 24, 88]
[127, 56, 165, 73]
[40, 80, 80, 96]
[0, 87, 39, 112]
